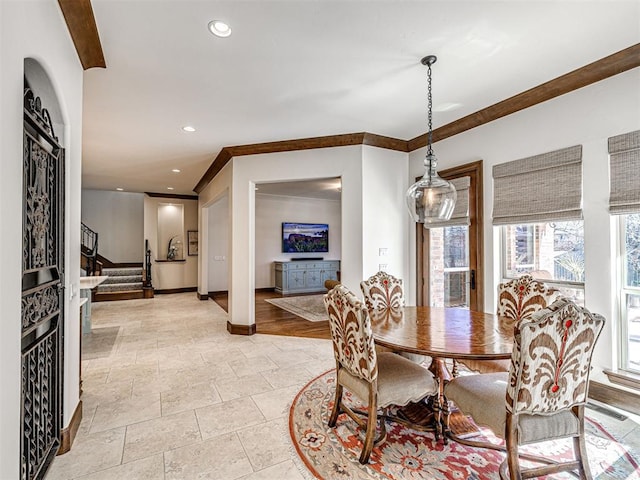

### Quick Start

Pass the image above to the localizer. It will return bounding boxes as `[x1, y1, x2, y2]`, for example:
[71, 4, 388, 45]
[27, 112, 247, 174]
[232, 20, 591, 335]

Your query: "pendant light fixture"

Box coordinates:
[406, 55, 457, 224]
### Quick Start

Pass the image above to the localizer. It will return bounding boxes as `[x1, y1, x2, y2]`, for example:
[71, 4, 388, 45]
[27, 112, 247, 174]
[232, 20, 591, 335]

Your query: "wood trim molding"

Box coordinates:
[408, 43, 640, 151]
[603, 369, 640, 390]
[589, 380, 640, 416]
[57, 0, 106, 70]
[415, 160, 484, 311]
[145, 192, 198, 201]
[226, 321, 256, 336]
[208, 290, 229, 296]
[193, 133, 409, 193]
[94, 290, 145, 302]
[155, 287, 197, 295]
[58, 401, 82, 455]
[194, 43, 639, 193]
[197, 292, 209, 301]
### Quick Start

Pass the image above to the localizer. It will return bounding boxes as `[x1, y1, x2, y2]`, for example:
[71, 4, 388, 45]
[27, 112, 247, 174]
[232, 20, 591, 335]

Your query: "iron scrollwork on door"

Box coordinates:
[21, 86, 64, 480]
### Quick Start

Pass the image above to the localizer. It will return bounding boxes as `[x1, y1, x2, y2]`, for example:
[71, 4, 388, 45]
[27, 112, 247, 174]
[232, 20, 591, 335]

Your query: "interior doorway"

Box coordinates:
[416, 160, 484, 312]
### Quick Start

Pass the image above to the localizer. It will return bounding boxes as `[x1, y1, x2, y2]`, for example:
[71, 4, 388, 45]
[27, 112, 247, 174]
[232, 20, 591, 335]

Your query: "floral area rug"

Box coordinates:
[265, 295, 328, 322]
[289, 370, 640, 480]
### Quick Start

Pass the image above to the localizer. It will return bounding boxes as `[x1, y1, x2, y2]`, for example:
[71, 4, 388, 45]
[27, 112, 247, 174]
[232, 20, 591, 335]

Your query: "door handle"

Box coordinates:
[470, 269, 476, 290]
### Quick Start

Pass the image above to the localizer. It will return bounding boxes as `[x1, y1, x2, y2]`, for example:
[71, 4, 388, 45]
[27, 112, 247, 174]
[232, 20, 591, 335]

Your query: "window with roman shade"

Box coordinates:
[610, 130, 640, 378]
[609, 130, 640, 215]
[424, 176, 470, 228]
[492, 145, 583, 225]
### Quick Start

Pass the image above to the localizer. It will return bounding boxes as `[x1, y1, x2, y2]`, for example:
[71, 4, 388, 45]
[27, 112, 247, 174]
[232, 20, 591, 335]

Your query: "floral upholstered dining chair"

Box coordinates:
[461, 274, 562, 374]
[324, 285, 437, 464]
[360, 271, 429, 364]
[445, 298, 605, 479]
[360, 271, 404, 311]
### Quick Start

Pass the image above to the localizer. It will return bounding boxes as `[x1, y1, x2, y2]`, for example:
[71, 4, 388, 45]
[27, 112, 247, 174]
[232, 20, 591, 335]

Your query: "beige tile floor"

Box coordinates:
[48, 293, 640, 479]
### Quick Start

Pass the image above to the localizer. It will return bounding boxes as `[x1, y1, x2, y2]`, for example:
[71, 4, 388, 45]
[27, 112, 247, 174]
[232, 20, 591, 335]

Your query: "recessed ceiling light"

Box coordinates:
[116, 187, 124, 191]
[172, 169, 181, 173]
[167, 187, 174, 190]
[182, 126, 196, 132]
[208, 20, 231, 38]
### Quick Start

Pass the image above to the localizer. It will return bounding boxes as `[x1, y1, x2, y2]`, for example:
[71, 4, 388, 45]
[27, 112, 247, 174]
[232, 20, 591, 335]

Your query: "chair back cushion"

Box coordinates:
[360, 271, 404, 310]
[506, 298, 604, 415]
[324, 285, 378, 383]
[497, 274, 562, 322]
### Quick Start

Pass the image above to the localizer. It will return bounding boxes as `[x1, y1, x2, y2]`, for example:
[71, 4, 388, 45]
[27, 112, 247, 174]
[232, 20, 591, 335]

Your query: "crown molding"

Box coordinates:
[145, 192, 198, 201]
[408, 43, 640, 151]
[193, 133, 408, 193]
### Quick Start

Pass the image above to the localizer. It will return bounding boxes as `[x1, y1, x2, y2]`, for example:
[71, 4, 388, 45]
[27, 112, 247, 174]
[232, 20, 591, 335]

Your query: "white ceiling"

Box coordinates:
[82, 1, 640, 196]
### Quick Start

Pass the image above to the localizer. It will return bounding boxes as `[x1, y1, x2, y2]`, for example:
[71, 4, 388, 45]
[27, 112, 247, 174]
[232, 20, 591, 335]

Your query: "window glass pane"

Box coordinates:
[503, 221, 584, 283]
[624, 293, 640, 373]
[624, 213, 640, 288]
[430, 226, 469, 308]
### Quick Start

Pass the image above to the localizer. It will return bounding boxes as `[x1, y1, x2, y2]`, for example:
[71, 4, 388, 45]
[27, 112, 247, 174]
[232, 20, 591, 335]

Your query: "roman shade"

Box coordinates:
[608, 130, 640, 215]
[492, 145, 582, 225]
[424, 176, 470, 228]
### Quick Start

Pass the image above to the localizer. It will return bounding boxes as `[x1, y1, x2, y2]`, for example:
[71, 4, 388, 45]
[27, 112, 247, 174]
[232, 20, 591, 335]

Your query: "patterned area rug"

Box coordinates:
[289, 370, 640, 479]
[265, 295, 328, 322]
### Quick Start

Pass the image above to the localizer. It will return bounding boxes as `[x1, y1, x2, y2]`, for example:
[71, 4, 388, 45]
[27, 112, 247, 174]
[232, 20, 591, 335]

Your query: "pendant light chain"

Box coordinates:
[427, 62, 433, 158]
[406, 54, 457, 224]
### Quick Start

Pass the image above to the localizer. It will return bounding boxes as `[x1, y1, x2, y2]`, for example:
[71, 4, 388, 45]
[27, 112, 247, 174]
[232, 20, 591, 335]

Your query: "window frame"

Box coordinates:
[617, 214, 640, 374]
[500, 222, 586, 293]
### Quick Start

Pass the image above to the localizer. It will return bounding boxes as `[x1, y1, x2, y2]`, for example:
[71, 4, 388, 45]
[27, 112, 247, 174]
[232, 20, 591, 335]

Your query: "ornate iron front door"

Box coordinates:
[21, 88, 65, 480]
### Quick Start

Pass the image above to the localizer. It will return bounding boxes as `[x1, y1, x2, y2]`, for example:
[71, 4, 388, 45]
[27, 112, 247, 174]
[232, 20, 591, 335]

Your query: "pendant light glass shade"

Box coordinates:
[406, 153, 457, 223]
[406, 55, 457, 224]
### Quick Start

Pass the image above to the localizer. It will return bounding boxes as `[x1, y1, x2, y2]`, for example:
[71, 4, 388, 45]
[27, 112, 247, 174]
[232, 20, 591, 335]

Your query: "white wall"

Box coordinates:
[207, 195, 229, 292]
[81, 190, 144, 262]
[198, 160, 233, 297]
[408, 69, 640, 371]
[255, 194, 341, 288]
[0, 2, 83, 477]
[197, 144, 417, 328]
[361, 146, 412, 302]
[223, 146, 366, 326]
[144, 195, 198, 290]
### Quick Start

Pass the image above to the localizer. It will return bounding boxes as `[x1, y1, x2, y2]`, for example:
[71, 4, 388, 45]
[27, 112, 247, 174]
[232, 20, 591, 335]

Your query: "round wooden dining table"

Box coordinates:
[368, 306, 515, 439]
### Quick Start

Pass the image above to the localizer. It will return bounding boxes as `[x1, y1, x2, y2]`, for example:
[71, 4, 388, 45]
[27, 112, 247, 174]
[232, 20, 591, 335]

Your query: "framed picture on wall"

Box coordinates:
[187, 230, 198, 256]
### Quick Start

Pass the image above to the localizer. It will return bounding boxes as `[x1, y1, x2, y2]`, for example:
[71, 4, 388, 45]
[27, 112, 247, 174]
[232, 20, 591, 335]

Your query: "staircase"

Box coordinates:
[95, 267, 145, 301]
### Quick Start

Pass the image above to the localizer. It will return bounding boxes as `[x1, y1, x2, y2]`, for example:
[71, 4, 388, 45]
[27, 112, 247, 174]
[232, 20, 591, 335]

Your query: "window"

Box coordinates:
[429, 225, 470, 308]
[502, 220, 584, 304]
[609, 130, 640, 376]
[618, 214, 640, 374]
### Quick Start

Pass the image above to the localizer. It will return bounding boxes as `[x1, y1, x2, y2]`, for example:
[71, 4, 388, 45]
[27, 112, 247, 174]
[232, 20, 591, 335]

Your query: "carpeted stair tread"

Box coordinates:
[102, 275, 143, 284]
[98, 282, 144, 293]
[102, 267, 143, 276]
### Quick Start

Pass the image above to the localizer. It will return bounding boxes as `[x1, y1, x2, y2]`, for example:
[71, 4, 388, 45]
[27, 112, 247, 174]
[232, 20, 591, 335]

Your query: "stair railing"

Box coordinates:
[144, 239, 153, 288]
[81, 222, 99, 275]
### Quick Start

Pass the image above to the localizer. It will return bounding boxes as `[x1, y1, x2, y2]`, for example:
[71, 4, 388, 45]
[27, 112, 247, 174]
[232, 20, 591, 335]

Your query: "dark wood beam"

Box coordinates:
[58, 0, 106, 70]
[193, 133, 408, 193]
[145, 192, 198, 201]
[408, 43, 640, 151]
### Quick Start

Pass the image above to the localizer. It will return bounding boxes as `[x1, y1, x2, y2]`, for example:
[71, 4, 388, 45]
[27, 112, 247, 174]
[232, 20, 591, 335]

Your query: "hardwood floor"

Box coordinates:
[210, 290, 331, 340]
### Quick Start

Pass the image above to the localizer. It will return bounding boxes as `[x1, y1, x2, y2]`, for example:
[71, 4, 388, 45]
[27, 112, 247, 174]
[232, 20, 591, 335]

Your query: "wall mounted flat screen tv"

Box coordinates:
[282, 222, 329, 253]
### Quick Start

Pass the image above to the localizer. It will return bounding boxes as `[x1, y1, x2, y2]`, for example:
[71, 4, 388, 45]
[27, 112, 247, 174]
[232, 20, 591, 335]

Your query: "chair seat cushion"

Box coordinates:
[445, 372, 580, 444]
[339, 352, 437, 408]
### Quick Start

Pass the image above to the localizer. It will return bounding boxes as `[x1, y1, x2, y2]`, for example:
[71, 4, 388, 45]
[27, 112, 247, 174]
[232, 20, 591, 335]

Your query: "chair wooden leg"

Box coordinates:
[359, 390, 378, 464]
[328, 383, 343, 428]
[573, 405, 593, 480]
[505, 413, 522, 480]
